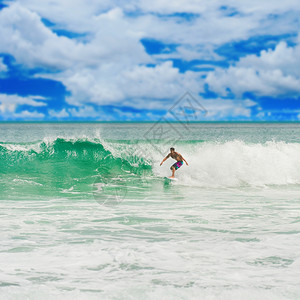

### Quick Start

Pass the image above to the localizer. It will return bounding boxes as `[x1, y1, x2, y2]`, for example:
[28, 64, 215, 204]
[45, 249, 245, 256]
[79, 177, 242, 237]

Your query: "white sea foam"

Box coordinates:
[1, 189, 300, 300]
[154, 141, 300, 187]
[12, 179, 43, 186]
[0, 128, 105, 153]
[1, 124, 300, 300]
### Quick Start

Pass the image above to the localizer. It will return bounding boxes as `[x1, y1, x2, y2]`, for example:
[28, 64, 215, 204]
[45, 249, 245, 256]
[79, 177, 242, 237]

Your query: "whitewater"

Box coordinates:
[0, 122, 300, 299]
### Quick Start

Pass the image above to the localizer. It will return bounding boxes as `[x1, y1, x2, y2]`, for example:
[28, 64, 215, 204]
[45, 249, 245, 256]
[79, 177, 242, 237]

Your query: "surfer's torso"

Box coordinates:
[169, 151, 183, 162]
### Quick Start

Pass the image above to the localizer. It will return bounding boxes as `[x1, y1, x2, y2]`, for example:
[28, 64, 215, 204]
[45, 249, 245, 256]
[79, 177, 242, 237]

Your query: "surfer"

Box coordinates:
[160, 147, 188, 178]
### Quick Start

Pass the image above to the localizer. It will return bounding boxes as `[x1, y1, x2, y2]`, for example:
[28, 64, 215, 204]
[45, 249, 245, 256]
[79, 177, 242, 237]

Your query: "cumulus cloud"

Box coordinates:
[0, 4, 78, 69]
[68, 106, 100, 118]
[0, 94, 46, 113]
[0, 3, 150, 68]
[10, 110, 45, 119]
[1, 0, 300, 119]
[48, 108, 69, 119]
[164, 97, 258, 120]
[130, 0, 300, 15]
[0, 57, 8, 73]
[202, 98, 257, 119]
[0, 93, 46, 120]
[2, 3, 200, 109]
[13, 0, 300, 52]
[206, 40, 300, 98]
[36, 40, 204, 108]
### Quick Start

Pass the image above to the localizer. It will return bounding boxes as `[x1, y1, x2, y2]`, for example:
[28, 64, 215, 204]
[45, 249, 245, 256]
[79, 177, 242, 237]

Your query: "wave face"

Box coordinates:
[1, 137, 300, 199]
[0, 138, 151, 199]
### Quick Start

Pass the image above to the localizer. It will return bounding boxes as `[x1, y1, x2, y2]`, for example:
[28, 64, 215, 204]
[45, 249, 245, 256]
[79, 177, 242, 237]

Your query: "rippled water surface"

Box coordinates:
[0, 123, 300, 299]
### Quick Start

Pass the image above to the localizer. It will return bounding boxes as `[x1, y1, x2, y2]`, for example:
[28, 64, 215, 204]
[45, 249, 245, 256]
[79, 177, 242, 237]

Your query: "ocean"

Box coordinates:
[0, 122, 300, 299]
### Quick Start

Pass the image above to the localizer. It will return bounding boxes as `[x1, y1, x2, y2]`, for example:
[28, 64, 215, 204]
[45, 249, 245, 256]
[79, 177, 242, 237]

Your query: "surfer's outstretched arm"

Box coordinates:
[183, 157, 189, 166]
[181, 155, 189, 166]
[176, 152, 188, 166]
[160, 154, 170, 166]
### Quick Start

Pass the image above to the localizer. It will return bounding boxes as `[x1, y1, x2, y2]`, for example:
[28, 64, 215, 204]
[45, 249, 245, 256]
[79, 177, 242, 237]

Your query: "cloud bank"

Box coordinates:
[0, 0, 300, 120]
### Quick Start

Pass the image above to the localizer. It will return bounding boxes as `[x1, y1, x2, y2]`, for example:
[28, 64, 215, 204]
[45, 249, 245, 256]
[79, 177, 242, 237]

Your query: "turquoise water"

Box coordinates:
[0, 123, 300, 299]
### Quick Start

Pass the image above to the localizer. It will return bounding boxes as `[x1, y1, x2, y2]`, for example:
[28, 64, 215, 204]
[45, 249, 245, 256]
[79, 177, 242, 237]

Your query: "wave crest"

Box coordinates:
[155, 140, 300, 187]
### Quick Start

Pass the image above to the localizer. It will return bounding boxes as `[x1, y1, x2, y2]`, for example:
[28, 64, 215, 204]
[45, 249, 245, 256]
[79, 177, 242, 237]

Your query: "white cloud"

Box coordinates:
[200, 98, 257, 120]
[0, 94, 46, 119]
[48, 108, 69, 118]
[0, 94, 47, 114]
[1, 3, 198, 109]
[130, 0, 300, 15]
[11, 110, 45, 119]
[0, 58, 8, 72]
[238, 41, 300, 78]
[0, 4, 76, 69]
[2, 1, 299, 66]
[206, 41, 300, 98]
[0, 3, 151, 68]
[44, 60, 204, 109]
[12, 0, 114, 32]
[162, 97, 257, 120]
[112, 107, 140, 120]
[68, 106, 100, 118]
[0, 0, 300, 117]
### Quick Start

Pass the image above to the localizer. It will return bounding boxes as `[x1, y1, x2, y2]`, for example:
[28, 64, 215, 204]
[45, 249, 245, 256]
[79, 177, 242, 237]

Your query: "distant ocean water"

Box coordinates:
[0, 122, 300, 299]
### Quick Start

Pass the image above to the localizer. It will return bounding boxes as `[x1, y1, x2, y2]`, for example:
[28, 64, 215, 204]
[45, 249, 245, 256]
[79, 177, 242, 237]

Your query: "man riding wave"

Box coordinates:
[160, 147, 188, 178]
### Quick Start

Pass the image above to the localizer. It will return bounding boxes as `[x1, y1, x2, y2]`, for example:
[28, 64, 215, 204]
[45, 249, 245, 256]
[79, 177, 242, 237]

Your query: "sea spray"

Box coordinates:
[153, 140, 300, 187]
[2, 137, 300, 201]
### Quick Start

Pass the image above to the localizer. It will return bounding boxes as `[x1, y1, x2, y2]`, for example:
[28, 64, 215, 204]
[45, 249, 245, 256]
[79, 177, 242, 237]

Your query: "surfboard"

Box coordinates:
[164, 177, 178, 181]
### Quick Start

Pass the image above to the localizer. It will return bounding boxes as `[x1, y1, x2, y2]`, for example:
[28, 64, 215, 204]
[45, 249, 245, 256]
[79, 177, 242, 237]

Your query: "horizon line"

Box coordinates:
[1, 120, 300, 124]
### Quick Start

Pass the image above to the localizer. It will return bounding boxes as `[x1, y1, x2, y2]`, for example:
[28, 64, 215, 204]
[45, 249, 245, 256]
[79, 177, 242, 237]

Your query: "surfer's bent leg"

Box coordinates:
[170, 161, 183, 178]
[170, 166, 175, 178]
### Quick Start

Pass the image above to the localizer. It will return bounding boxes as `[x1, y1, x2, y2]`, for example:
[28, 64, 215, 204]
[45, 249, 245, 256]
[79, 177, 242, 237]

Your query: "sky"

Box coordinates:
[0, 0, 300, 121]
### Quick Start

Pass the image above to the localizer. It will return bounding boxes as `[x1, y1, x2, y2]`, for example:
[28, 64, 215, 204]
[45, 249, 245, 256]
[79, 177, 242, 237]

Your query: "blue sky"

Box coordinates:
[0, 0, 300, 121]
